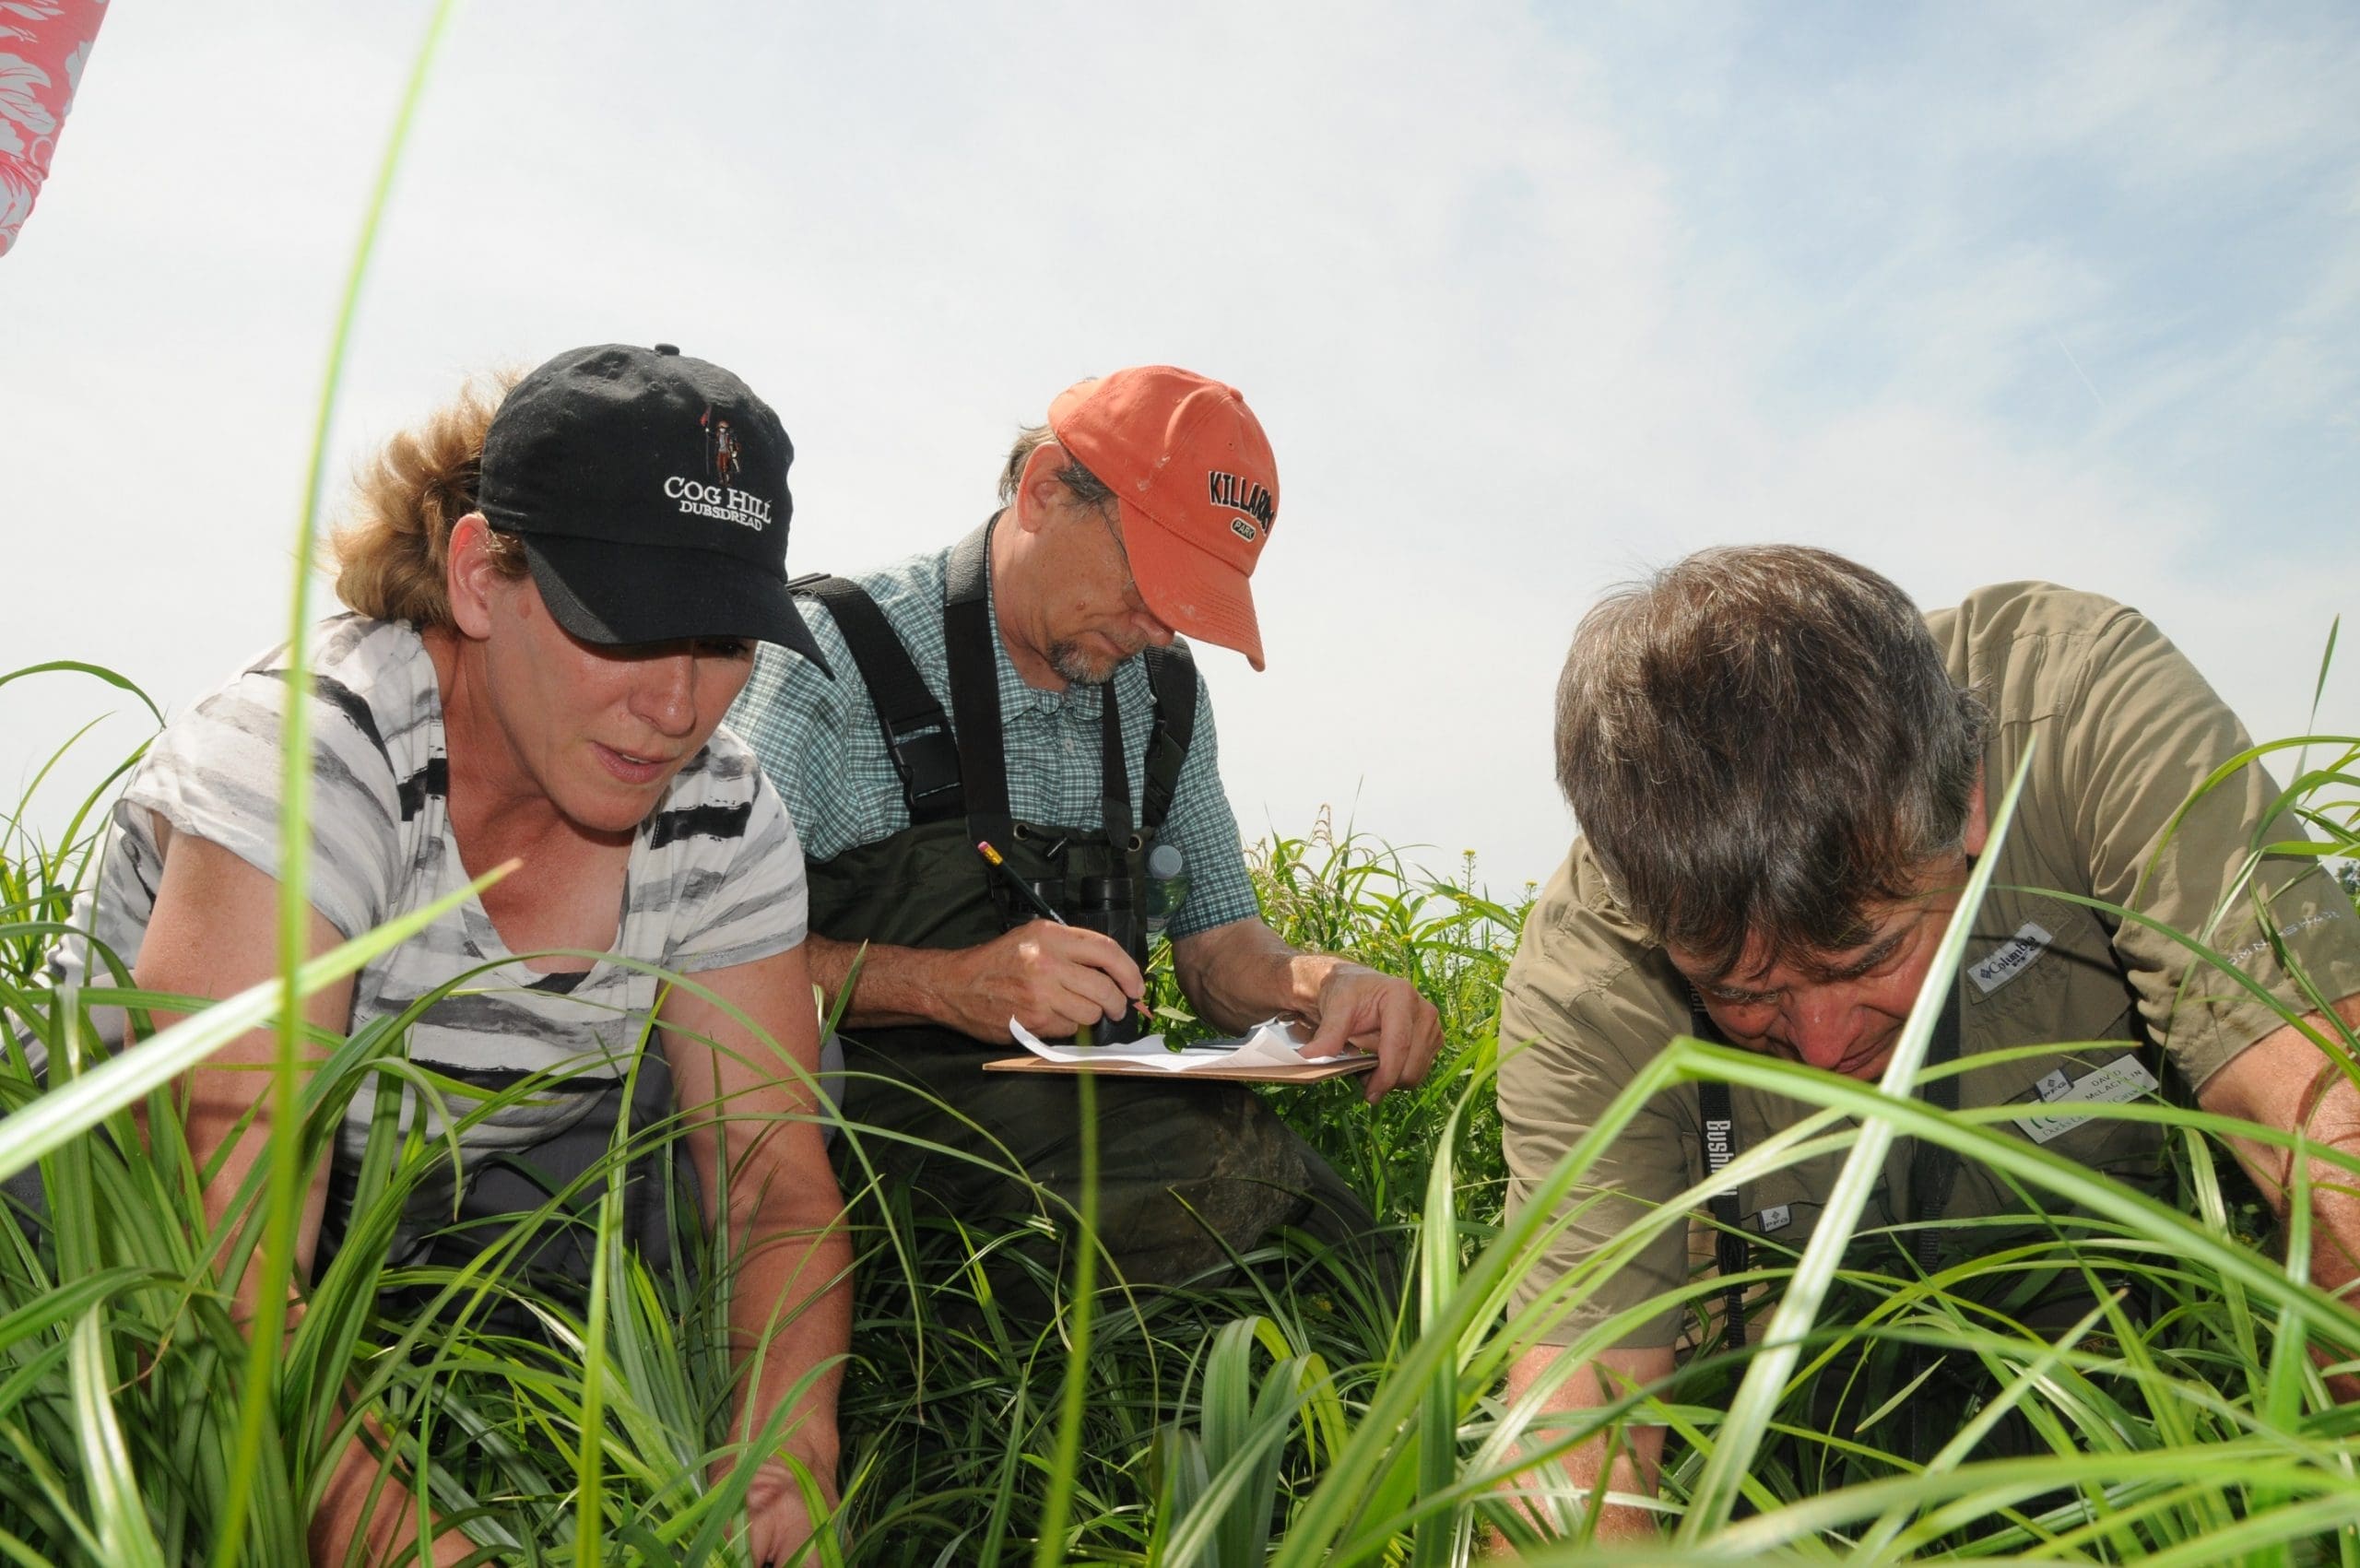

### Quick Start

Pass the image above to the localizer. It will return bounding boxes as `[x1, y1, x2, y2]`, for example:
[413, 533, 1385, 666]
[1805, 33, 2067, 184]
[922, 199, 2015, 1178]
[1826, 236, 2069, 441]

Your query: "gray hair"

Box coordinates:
[1552, 545, 1987, 979]
[999, 421, 1115, 513]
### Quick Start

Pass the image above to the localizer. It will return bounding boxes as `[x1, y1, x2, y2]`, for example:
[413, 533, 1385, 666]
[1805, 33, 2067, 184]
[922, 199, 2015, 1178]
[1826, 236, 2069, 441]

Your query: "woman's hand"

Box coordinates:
[739, 1456, 832, 1565]
[311, 1434, 475, 1567]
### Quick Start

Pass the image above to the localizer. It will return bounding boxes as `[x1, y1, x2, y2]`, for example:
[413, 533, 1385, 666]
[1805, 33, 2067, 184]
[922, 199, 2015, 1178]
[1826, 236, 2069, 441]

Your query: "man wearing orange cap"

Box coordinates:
[729, 365, 1442, 1291]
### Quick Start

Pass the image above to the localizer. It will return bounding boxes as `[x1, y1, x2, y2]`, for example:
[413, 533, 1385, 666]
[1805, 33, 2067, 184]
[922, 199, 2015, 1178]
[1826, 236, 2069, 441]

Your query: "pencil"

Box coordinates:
[976, 839, 1067, 925]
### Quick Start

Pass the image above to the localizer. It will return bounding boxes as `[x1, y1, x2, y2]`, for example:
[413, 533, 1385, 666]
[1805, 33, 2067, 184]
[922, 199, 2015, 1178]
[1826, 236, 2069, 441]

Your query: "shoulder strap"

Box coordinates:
[794, 574, 963, 824]
[1690, 994, 1753, 1351]
[941, 520, 1012, 822]
[1098, 678, 1130, 847]
[1138, 642, 1198, 836]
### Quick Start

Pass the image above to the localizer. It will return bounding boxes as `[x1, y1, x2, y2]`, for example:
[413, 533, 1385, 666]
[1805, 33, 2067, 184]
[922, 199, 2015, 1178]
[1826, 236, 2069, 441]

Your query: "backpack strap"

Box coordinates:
[793, 574, 964, 824]
[1138, 642, 1198, 837]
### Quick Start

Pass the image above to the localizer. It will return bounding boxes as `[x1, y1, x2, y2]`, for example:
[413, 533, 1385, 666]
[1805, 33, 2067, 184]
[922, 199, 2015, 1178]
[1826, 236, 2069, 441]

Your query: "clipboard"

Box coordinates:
[981, 1052, 1378, 1083]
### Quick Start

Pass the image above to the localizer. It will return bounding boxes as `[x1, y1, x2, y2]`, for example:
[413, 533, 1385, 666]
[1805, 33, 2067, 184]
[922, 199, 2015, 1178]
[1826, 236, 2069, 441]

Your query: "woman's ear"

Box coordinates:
[445, 513, 505, 641]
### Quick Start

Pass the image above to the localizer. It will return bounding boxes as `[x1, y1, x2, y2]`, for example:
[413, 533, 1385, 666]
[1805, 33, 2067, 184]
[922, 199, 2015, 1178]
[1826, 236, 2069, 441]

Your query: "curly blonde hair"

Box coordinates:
[330, 370, 529, 629]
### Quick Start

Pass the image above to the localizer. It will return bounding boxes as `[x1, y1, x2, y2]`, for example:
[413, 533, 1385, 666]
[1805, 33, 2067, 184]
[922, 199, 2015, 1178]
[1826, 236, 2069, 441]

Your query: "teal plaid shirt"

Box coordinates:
[726, 540, 1261, 943]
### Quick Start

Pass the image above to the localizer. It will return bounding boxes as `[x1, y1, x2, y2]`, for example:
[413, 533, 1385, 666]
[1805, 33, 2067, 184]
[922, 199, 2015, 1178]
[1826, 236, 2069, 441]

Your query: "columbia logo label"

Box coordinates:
[1969, 922, 2053, 996]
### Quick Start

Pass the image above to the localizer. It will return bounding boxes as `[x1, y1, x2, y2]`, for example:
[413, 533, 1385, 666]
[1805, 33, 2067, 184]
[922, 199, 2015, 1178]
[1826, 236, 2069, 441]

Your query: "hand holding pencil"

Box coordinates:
[974, 841, 1151, 1040]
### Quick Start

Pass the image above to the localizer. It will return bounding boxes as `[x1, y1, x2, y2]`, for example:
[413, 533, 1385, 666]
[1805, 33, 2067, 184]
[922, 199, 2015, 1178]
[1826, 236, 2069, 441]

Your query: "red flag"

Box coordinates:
[2, 0, 110, 256]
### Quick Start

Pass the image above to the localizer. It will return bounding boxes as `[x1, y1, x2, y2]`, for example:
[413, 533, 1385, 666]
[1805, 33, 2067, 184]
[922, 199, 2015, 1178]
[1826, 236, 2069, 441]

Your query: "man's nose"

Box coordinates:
[1784, 989, 1866, 1072]
[1138, 613, 1176, 648]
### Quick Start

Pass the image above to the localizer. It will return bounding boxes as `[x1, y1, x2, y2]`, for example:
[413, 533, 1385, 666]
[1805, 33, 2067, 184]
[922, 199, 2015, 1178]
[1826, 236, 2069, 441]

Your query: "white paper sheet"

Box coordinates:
[1007, 1016, 1341, 1072]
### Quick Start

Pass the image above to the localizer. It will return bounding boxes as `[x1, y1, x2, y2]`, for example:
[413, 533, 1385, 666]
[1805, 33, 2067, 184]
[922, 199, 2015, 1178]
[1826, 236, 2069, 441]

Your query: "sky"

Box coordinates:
[5, 1, 2357, 902]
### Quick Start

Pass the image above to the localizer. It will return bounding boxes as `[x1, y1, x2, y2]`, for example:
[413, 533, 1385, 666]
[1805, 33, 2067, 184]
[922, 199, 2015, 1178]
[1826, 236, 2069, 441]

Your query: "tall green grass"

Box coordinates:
[11, 687, 2360, 1563]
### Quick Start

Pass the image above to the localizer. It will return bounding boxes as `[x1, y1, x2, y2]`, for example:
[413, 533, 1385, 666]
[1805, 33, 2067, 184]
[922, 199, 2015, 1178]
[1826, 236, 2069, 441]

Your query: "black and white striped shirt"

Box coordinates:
[49, 615, 808, 1160]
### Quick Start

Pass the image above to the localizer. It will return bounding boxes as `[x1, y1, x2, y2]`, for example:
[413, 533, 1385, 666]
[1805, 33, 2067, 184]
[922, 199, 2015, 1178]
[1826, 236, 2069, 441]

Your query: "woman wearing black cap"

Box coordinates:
[45, 346, 846, 1562]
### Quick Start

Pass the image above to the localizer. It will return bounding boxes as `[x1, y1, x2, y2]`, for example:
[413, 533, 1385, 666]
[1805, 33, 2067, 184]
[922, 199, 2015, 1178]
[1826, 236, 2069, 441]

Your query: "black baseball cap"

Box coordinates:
[477, 342, 831, 676]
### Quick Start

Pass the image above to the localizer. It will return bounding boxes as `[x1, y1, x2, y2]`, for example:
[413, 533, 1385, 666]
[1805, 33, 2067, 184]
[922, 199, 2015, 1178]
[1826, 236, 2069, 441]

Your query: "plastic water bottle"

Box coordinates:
[1143, 842, 1189, 937]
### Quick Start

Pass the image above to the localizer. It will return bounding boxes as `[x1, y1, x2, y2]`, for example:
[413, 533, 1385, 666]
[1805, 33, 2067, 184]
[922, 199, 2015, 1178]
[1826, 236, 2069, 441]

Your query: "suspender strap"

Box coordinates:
[1098, 678, 1130, 847]
[796, 575, 965, 824]
[1690, 991, 1752, 1350]
[941, 522, 1012, 823]
[1138, 643, 1197, 836]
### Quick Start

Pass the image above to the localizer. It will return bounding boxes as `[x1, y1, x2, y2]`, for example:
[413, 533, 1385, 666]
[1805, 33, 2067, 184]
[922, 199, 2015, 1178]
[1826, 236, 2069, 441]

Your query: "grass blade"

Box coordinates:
[70, 1307, 166, 1568]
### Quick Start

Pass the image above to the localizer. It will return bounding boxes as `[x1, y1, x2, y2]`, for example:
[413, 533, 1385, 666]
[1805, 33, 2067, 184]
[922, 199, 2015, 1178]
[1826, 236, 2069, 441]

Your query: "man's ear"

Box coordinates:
[1013, 441, 1069, 535]
[1961, 768, 1989, 858]
[445, 513, 504, 641]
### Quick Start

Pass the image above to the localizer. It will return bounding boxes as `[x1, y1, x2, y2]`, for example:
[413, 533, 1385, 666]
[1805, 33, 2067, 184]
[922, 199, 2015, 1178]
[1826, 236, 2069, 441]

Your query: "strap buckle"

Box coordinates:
[884, 723, 963, 822]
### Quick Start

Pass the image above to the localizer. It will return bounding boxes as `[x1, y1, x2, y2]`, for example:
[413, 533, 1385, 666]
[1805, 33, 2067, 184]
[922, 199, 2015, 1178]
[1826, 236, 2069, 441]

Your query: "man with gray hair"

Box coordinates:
[1497, 546, 2360, 1536]
[729, 365, 1441, 1304]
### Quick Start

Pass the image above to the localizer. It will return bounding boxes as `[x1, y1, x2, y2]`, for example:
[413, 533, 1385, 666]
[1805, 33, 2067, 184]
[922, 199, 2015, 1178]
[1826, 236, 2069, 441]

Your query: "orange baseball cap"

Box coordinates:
[1047, 365, 1280, 670]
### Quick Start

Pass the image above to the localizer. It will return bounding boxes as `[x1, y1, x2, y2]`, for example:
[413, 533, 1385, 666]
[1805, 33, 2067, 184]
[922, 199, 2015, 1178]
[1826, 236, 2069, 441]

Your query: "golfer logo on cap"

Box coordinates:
[702, 407, 742, 485]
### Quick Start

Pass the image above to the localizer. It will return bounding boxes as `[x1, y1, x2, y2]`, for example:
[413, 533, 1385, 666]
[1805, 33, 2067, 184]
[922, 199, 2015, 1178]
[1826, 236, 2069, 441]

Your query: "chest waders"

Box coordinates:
[794, 523, 1384, 1299]
[793, 519, 1350, 1293]
[1690, 983, 1962, 1470]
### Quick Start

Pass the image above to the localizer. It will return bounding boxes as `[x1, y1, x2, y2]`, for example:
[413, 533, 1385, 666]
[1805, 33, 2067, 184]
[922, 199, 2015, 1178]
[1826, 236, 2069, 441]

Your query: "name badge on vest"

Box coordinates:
[2013, 1054, 2162, 1144]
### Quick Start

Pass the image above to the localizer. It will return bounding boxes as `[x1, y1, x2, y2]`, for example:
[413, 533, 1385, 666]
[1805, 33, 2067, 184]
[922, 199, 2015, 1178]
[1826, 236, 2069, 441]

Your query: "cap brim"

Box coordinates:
[1117, 500, 1266, 671]
[521, 535, 833, 677]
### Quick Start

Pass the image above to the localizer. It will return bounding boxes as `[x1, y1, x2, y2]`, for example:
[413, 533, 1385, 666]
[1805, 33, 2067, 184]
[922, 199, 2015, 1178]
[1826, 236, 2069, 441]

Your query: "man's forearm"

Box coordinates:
[2268, 1074, 2360, 1401]
[313, 1408, 470, 1567]
[804, 932, 961, 1030]
[2197, 996, 2360, 1398]
[1171, 918, 1336, 1034]
[1498, 1346, 1670, 1548]
[1494, 1436, 1660, 1548]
